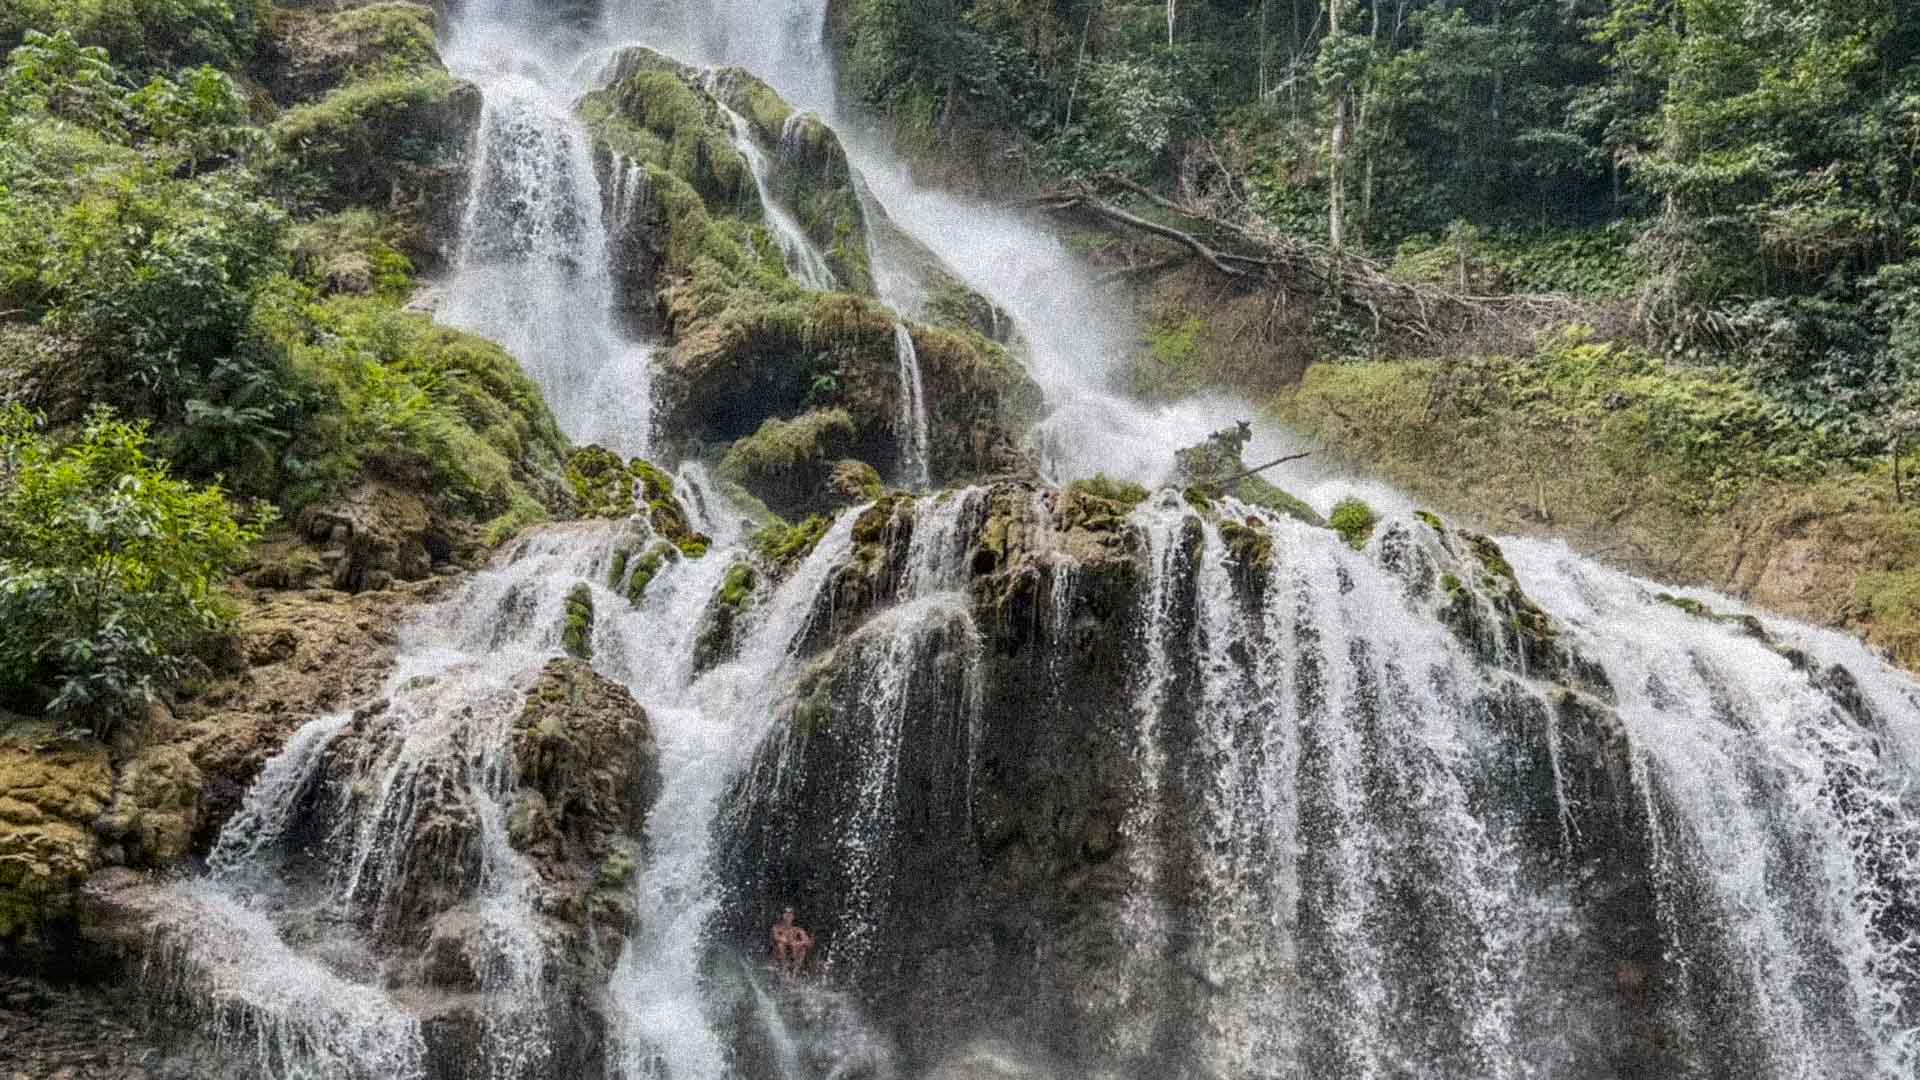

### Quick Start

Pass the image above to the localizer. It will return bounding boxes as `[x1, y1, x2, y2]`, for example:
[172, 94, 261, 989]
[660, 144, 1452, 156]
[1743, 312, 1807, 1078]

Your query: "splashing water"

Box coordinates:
[136, 3, 1920, 1079]
[439, 16, 652, 456]
[717, 101, 838, 292]
[892, 324, 932, 490]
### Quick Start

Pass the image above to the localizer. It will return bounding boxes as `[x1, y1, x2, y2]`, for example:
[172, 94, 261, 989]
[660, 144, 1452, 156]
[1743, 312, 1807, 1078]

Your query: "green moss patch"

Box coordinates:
[1329, 498, 1379, 550]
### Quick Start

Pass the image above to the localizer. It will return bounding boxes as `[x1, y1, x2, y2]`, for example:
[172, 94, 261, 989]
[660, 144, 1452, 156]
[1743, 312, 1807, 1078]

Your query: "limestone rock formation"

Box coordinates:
[579, 49, 1042, 510]
[0, 739, 111, 963]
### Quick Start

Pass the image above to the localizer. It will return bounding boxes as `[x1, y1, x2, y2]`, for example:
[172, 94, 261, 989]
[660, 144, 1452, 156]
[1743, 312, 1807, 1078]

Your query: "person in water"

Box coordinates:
[770, 907, 815, 976]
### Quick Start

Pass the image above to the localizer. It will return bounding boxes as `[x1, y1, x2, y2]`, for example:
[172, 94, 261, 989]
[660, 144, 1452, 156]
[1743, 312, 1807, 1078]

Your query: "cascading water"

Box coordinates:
[129, 2, 1920, 1079]
[891, 324, 932, 490]
[438, 9, 653, 456]
[718, 102, 838, 292]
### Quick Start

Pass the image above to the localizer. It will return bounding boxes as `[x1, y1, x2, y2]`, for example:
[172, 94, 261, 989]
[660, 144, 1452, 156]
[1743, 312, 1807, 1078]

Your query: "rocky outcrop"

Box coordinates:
[339, 657, 659, 1075]
[0, 571, 439, 970]
[281, 480, 459, 593]
[567, 447, 711, 555]
[0, 739, 112, 965]
[692, 478, 1897, 1078]
[262, 3, 482, 268]
[256, 1, 447, 105]
[579, 50, 1042, 509]
[709, 67, 874, 294]
[505, 659, 661, 949]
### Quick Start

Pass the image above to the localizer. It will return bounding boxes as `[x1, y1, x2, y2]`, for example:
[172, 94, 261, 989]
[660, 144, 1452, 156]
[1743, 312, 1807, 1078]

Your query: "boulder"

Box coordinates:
[294, 480, 440, 592]
[0, 739, 111, 960]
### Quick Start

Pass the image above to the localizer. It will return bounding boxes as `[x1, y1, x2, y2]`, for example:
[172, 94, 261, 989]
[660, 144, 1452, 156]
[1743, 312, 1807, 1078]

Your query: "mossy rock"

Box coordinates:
[569, 446, 636, 519]
[1330, 498, 1380, 551]
[718, 562, 756, 610]
[828, 459, 884, 504]
[706, 67, 873, 293]
[266, 70, 481, 266]
[582, 52, 752, 211]
[562, 583, 595, 660]
[1462, 532, 1555, 646]
[1219, 518, 1275, 592]
[720, 409, 859, 520]
[623, 541, 681, 604]
[583, 55, 1039, 503]
[261, 1, 445, 105]
[633, 460, 711, 556]
[1060, 482, 1140, 535]
[751, 514, 834, 572]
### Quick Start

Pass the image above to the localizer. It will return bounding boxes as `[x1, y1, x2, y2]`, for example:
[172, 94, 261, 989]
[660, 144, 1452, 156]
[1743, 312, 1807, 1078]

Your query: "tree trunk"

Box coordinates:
[1328, 0, 1348, 260]
[1897, 431, 1907, 506]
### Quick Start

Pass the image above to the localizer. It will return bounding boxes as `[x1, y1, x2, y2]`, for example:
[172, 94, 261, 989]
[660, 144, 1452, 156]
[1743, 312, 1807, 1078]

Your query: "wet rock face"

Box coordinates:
[327, 658, 658, 1071]
[703, 480, 1906, 1078]
[507, 657, 661, 943]
[293, 481, 448, 593]
[579, 51, 1041, 505]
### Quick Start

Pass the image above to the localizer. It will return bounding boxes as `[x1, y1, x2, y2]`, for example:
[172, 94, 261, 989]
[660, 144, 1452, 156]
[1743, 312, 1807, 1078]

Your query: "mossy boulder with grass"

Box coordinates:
[568, 446, 638, 519]
[634, 461, 710, 556]
[828, 459, 885, 504]
[719, 409, 860, 520]
[751, 515, 835, 573]
[259, 1, 446, 105]
[266, 68, 482, 268]
[587, 54, 753, 210]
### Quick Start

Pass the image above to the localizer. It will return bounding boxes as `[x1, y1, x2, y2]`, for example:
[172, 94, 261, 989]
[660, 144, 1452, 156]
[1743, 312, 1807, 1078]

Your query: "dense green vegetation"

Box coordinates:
[836, 0, 1920, 447]
[1274, 331, 1920, 662]
[0, 407, 261, 733]
[0, 8, 566, 518]
[0, 2, 574, 732]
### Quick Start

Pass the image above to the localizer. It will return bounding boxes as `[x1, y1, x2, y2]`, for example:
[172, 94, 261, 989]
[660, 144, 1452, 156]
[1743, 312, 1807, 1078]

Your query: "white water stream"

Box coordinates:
[130, 3, 1920, 1079]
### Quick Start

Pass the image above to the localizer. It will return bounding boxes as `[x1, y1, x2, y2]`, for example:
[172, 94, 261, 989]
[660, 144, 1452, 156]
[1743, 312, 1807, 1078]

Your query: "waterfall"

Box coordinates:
[439, 22, 652, 456]
[605, 511, 865, 1080]
[717, 102, 838, 292]
[129, 3, 1920, 1079]
[891, 324, 932, 490]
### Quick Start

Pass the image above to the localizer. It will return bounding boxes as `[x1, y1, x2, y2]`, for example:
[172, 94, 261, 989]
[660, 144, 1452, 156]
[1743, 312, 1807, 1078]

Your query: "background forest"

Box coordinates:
[839, 0, 1920, 432]
[830, 0, 1920, 659]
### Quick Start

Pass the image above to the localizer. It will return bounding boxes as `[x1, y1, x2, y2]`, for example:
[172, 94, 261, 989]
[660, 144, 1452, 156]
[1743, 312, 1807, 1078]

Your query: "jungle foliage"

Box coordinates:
[835, 0, 1920, 450]
[0, 406, 262, 733]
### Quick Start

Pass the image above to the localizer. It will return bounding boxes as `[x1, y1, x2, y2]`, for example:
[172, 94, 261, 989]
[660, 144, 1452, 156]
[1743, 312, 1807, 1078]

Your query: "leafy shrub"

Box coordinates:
[41, 172, 288, 418]
[0, 406, 263, 735]
[252, 284, 570, 528]
[1329, 497, 1379, 550]
[0, 0, 262, 72]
